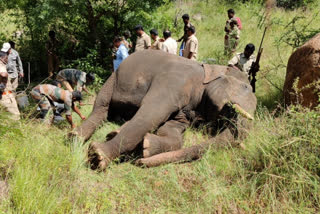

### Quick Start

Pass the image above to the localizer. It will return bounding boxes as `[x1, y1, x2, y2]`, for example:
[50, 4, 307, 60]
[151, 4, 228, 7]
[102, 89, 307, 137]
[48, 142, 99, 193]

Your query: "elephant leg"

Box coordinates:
[88, 87, 184, 170]
[73, 73, 115, 141]
[143, 111, 190, 158]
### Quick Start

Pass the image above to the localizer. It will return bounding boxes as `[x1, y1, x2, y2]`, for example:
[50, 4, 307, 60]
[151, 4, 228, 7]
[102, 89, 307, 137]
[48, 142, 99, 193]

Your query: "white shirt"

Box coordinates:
[161, 37, 177, 55]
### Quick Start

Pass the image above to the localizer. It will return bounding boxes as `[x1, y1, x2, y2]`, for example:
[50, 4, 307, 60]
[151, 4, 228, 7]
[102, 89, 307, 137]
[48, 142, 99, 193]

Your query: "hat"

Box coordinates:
[1, 43, 11, 52]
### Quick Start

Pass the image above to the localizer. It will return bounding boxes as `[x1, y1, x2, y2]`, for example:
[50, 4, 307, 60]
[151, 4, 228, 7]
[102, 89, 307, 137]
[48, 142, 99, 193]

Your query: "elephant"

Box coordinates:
[74, 50, 257, 170]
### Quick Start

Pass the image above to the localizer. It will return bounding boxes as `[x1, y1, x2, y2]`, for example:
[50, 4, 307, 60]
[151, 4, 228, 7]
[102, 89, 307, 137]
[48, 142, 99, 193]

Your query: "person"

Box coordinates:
[150, 29, 162, 50]
[177, 14, 194, 56]
[161, 30, 177, 55]
[224, 9, 242, 55]
[46, 30, 60, 77]
[0, 48, 20, 120]
[56, 69, 95, 93]
[122, 30, 132, 53]
[7, 41, 24, 91]
[30, 84, 85, 129]
[226, 18, 240, 55]
[113, 36, 129, 71]
[228, 43, 257, 75]
[182, 26, 198, 61]
[134, 25, 151, 52]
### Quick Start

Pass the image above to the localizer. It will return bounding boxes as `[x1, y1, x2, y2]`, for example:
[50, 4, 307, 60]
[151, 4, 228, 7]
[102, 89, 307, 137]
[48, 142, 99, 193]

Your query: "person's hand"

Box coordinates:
[19, 73, 24, 78]
[177, 39, 181, 42]
[81, 115, 86, 120]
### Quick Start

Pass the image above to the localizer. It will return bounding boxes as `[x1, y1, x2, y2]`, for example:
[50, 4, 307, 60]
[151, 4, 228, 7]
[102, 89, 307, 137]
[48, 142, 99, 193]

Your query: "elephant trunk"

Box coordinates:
[73, 73, 116, 141]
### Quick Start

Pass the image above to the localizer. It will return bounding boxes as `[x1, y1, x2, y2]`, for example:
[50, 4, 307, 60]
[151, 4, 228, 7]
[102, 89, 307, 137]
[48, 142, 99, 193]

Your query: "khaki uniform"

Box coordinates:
[183, 22, 194, 43]
[151, 37, 162, 50]
[228, 53, 256, 75]
[46, 38, 60, 77]
[135, 32, 151, 52]
[0, 60, 20, 120]
[183, 34, 198, 61]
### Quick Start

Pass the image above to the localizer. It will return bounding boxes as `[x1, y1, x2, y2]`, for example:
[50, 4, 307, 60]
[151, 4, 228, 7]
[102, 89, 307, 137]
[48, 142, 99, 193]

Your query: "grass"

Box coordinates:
[0, 0, 320, 213]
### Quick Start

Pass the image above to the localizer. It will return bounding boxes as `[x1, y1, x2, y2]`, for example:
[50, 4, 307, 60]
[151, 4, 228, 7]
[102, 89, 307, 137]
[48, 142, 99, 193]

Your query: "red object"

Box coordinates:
[236, 17, 242, 30]
[2, 91, 12, 95]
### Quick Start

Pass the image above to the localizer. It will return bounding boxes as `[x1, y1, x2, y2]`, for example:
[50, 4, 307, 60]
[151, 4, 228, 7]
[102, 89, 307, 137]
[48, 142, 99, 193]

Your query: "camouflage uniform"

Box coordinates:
[30, 84, 73, 119]
[56, 69, 87, 92]
[0, 60, 20, 120]
[7, 48, 23, 91]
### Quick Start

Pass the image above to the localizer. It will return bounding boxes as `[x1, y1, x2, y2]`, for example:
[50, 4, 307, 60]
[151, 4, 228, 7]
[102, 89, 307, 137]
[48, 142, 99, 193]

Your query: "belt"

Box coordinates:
[2, 91, 12, 95]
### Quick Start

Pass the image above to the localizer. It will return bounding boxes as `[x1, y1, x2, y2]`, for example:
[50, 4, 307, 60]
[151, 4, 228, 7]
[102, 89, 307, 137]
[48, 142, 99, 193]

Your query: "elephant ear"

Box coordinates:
[202, 64, 229, 84]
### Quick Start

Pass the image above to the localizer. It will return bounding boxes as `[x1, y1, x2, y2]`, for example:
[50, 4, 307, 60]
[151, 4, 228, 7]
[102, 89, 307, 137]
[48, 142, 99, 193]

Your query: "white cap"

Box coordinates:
[1, 43, 11, 52]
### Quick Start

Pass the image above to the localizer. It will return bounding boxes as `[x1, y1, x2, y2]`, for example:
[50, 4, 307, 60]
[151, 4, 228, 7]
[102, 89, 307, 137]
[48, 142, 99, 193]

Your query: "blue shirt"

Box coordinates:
[113, 44, 129, 71]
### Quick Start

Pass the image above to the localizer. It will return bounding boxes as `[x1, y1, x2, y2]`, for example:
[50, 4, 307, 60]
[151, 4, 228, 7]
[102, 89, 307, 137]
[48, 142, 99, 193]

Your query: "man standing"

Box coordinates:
[182, 26, 198, 61]
[228, 43, 256, 75]
[134, 25, 151, 52]
[0, 48, 20, 120]
[46, 30, 60, 77]
[113, 36, 129, 71]
[177, 14, 194, 56]
[7, 41, 24, 91]
[122, 30, 132, 53]
[56, 69, 95, 93]
[161, 30, 177, 55]
[224, 9, 242, 55]
[150, 29, 162, 50]
[30, 84, 85, 129]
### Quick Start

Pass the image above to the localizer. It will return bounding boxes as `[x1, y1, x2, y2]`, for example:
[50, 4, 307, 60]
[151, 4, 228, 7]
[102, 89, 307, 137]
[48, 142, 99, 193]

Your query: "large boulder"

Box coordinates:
[283, 33, 320, 108]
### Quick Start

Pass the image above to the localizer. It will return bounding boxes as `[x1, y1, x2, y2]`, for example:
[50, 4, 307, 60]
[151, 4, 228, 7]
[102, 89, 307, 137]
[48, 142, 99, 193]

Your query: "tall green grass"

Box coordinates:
[0, 0, 320, 213]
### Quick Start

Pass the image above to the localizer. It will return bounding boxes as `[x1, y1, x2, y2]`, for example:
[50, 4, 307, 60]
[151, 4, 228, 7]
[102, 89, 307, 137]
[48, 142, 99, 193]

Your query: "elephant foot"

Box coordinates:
[143, 133, 163, 158]
[88, 142, 111, 171]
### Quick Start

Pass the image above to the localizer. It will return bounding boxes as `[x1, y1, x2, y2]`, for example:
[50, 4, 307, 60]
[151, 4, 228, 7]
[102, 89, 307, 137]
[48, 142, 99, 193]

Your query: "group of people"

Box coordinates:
[0, 8, 258, 130]
[112, 13, 199, 71]
[0, 41, 95, 129]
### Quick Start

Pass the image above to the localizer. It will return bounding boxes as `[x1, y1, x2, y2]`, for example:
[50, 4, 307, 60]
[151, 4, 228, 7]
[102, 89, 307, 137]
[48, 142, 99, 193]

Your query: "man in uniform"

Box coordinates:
[30, 84, 86, 129]
[224, 9, 242, 55]
[161, 30, 177, 55]
[134, 25, 151, 52]
[182, 26, 198, 61]
[7, 41, 24, 91]
[46, 30, 60, 77]
[177, 14, 194, 56]
[228, 43, 256, 75]
[56, 69, 95, 93]
[150, 29, 162, 50]
[0, 48, 20, 120]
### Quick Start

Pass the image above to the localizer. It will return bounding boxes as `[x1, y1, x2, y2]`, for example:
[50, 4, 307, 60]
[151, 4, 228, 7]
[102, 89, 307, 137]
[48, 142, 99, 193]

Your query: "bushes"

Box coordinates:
[276, 0, 315, 9]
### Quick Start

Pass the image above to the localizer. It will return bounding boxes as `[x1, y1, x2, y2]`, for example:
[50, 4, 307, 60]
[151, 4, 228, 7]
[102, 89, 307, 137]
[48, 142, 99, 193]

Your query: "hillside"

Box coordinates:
[0, 0, 320, 213]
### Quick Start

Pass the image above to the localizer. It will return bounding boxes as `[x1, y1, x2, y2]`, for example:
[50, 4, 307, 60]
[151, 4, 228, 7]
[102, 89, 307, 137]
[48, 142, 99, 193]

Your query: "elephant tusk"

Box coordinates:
[232, 104, 254, 120]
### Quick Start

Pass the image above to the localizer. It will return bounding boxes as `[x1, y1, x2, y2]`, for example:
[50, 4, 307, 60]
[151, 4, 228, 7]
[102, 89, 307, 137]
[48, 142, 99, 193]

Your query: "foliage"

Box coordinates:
[276, 0, 315, 9]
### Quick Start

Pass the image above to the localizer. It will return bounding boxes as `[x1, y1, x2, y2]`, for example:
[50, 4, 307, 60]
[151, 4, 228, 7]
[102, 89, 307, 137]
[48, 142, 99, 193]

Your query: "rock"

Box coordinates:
[283, 33, 320, 108]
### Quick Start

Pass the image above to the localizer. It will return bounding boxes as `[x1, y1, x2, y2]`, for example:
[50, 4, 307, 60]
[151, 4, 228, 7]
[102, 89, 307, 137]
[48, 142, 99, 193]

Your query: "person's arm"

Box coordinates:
[72, 102, 86, 120]
[16, 53, 24, 77]
[228, 55, 240, 70]
[145, 37, 151, 49]
[188, 52, 194, 59]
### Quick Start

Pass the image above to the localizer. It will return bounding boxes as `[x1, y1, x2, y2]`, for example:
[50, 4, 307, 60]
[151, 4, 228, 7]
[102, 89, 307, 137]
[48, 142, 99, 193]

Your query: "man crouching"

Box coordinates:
[30, 84, 86, 129]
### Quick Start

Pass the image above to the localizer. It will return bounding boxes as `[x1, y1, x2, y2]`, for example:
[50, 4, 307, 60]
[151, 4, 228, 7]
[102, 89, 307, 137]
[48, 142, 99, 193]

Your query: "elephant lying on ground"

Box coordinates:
[74, 50, 257, 170]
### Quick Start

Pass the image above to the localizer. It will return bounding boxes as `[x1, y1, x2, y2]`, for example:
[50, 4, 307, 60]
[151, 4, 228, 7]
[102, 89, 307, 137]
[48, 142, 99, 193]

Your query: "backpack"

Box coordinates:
[236, 17, 242, 30]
